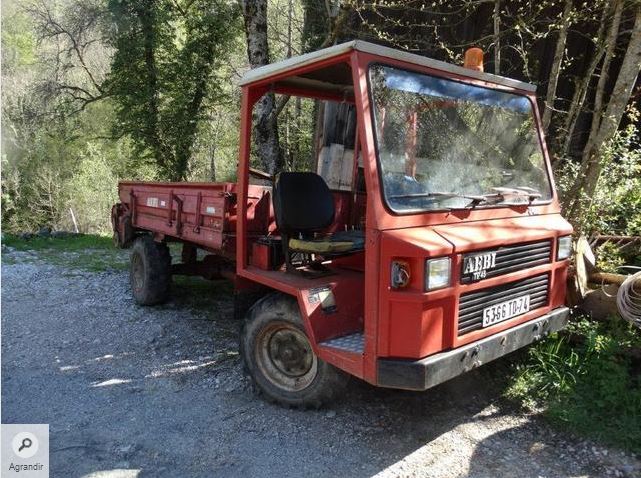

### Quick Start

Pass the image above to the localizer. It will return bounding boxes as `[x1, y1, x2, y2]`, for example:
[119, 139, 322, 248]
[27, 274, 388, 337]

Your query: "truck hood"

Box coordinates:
[432, 214, 572, 253]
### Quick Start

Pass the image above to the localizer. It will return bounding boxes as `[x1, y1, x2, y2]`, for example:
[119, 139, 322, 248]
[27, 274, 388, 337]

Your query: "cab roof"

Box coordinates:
[239, 40, 537, 93]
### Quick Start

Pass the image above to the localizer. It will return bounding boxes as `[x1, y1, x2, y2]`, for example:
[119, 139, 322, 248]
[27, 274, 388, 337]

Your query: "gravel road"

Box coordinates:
[2, 248, 640, 478]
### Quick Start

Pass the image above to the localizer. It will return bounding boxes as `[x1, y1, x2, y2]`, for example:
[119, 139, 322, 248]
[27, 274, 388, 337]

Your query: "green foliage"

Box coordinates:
[1, 2, 37, 70]
[66, 144, 118, 233]
[506, 317, 641, 453]
[279, 96, 316, 172]
[557, 116, 641, 236]
[106, 0, 241, 180]
[2, 0, 638, 236]
[595, 242, 626, 273]
[1, 99, 138, 234]
[1, 1, 139, 235]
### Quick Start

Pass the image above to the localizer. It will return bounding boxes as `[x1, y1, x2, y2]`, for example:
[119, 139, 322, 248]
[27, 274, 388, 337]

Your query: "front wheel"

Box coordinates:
[240, 293, 348, 408]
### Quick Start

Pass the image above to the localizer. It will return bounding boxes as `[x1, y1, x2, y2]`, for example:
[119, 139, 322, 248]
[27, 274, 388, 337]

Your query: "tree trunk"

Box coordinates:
[139, 1, 170, 176]
[493, 0, 501, 74]
[568, 6, 641, 215]
[542, 0, 573, 133]
[287, 0, 293, 58]
[173, 60, 211, 181]
[320, 1, 349, 48]
[209, 128, 217, 182]
[240, 0, 282, 174]
[560, 3, 610, 159]
[565, 0, 623, 204]
[559, 49, 604, 158]
[587, 0, 623, 152]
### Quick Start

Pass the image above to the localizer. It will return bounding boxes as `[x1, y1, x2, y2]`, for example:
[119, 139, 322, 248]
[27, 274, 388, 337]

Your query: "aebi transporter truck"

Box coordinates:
[112, 41, 573, 407]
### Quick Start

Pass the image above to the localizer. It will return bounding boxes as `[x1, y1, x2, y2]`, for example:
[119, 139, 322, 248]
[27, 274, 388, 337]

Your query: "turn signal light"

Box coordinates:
[464, 47, 484, 72]
[391, 260, 411, 289]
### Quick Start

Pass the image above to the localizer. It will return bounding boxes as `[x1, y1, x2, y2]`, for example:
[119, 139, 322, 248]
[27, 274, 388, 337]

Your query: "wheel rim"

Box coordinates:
[255, 322, 318, 392]
[131, 252, 144, 293]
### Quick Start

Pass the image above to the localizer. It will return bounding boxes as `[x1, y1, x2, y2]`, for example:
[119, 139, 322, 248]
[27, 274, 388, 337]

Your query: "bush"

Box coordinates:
[506, 317, 641, 453]
[1, 100, 140, 234]
[556, 116, 641, 236]
[595, 242, 626, 273]
[66, 144, 118, 234]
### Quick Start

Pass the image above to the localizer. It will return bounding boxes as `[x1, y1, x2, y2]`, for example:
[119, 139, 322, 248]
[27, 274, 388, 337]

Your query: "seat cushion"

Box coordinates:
[289, 238, 354, 254]
[330, 230, 365, 249]
[289, 230, 365, 255]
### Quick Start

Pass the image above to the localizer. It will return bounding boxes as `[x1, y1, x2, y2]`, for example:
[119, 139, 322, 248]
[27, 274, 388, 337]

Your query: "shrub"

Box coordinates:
[556, 116, 641, 236]
[506, 317, 641, 453]
[595, 242, 626, 273]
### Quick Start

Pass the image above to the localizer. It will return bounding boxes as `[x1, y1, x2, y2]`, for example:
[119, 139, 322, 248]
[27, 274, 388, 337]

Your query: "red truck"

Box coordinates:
[112, 41, 573, 407]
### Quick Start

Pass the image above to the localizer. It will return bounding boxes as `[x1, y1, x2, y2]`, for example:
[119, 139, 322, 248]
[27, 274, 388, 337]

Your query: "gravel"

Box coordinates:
[2, 249, 640, 477]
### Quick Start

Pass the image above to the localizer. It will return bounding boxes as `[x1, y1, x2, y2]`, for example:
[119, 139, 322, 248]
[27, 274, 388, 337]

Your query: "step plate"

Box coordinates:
[321, 332, 364, 353]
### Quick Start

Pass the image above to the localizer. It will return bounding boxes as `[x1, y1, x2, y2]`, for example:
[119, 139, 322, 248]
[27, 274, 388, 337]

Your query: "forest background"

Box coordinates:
[1, 0, 640, 237]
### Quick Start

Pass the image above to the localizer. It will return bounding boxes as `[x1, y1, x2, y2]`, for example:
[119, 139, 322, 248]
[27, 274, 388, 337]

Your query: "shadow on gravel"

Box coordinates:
[331, 366, 518, 476]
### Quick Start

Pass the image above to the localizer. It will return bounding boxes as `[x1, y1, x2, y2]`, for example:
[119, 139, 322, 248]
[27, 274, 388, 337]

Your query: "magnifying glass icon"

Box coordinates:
[18, 438, 32, 452]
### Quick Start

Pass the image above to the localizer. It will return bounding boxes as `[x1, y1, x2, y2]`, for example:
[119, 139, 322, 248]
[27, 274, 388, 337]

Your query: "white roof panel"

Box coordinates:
[239, 40, 537, 93]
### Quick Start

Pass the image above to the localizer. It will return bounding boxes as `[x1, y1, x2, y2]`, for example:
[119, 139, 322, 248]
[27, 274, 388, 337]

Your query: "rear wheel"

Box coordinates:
[240, 293, 349, 408]
[130, 236, 171, 305]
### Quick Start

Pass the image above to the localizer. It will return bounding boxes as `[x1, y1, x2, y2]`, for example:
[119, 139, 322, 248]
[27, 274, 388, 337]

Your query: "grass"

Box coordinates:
[2, 233, 129, 272]
[505, 316, 641, 454]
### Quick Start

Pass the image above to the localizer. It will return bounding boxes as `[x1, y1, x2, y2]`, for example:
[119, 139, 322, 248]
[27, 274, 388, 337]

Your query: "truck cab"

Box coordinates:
[114, 40, 572, 407]
[235, 41, 571, 404]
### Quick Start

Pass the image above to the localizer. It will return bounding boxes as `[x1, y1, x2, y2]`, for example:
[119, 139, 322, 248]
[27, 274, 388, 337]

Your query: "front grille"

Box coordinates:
[458, 273, 549, 336]
[460, 240, 552, 284]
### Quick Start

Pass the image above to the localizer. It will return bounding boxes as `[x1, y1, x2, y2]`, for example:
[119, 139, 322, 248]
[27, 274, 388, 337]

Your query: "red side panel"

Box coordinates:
[117, 181, 274, 254]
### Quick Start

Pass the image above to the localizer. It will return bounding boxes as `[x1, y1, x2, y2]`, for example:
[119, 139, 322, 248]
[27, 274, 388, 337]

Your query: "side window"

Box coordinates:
[248, 94, 358, 192]
[315, 101, 357, 191]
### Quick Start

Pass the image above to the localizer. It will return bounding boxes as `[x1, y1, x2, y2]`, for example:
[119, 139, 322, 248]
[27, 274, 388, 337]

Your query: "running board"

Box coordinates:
[320, 332, 364, 354]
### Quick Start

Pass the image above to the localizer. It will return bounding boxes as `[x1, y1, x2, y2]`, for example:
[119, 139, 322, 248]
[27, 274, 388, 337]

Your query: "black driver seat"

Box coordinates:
[273, 172, 364, 257]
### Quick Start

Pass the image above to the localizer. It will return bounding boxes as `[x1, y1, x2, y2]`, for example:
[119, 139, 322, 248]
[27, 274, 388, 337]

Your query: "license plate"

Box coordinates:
[482, 295, 530, 327]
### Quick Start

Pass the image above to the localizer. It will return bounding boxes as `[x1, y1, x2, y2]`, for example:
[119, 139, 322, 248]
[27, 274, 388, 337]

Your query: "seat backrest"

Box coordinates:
[273, 172, 335, 234]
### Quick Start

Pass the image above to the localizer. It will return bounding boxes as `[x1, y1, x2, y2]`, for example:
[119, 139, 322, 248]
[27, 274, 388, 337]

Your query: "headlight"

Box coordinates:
[557, 235, 572, 260]
[425, 257, 451, 290]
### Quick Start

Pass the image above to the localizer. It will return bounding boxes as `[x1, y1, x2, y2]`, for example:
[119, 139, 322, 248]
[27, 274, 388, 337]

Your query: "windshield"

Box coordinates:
[369, 65, 552, 212]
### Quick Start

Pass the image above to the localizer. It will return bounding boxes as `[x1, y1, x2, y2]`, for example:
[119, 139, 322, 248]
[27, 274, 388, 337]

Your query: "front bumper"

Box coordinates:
[377, 306, 569, 391]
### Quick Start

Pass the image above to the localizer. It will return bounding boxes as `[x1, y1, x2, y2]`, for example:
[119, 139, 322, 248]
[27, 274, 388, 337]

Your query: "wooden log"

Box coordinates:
[588, 272, 628, 286]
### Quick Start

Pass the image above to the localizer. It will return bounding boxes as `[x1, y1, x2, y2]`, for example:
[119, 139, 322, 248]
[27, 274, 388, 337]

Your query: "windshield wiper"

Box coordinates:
[389, 191, 495, 208]
[492, 186, 542, 203]
[390, 191, 483, 201]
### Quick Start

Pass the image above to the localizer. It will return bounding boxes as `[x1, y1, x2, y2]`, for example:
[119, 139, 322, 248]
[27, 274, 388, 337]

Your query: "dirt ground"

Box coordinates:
[2, 247, 640, 478]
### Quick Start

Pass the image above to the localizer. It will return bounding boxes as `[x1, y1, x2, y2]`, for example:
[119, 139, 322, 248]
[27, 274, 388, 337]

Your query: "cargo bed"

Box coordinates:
[112, 181, 274, 255]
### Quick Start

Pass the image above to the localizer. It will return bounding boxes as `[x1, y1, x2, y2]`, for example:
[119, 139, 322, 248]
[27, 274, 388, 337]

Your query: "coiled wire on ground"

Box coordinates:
[617, 268, 641, 328]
